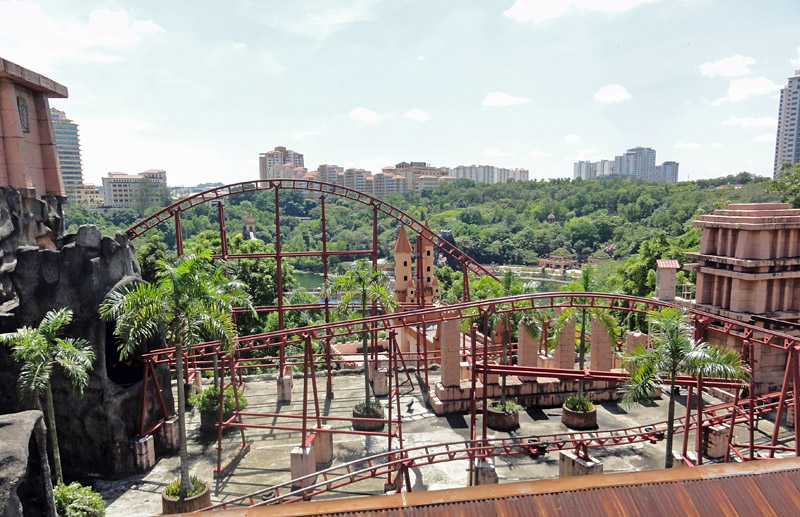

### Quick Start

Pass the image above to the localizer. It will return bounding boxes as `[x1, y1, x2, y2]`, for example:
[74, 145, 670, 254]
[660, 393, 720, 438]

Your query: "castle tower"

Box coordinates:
[419, 224, 435, 303]
[394, 225, 412, 303]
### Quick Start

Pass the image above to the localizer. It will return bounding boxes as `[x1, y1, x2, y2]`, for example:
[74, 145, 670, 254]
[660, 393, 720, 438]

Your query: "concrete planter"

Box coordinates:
[487, 405, 519, 431]
[199, 411, 232, 434]
[161, 482, 211, 514]
[561, 404, 597, 430]
[352, 406, 385, 432]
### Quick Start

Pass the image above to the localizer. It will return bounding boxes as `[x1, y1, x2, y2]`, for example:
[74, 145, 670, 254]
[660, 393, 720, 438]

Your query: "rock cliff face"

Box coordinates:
[0, 188, 174, 478]
[0, 411, 55, 517]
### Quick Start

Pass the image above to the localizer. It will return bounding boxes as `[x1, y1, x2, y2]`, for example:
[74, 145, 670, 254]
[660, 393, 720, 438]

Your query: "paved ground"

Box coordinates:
[96, 369, 796, 516]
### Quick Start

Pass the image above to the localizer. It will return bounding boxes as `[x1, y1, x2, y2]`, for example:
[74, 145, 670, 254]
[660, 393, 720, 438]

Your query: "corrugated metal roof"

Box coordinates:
[193, 458, 800, 517]
[656, 259, 681, 269]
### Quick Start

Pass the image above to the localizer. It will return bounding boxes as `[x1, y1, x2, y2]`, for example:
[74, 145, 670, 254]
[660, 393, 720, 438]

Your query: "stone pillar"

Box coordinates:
[517, 319, 538, 367]
[373, 367, 389, 396]
[397, 326, 410, 354]
[156, 416, 179, 451]
[313, 426, 333, 467]
[290, 446, 316, 490]
[589, 317, 613, 372]
[133, 435, 156, 471]
[558, 450, 603, 477]
[440, 319, 461, 387]
[471, 458, 498, 485]
[656, 264, 677, 302]
[555, 320, 576, 370]
[278, 374, 293, 403]
[705, 424, 729, 459]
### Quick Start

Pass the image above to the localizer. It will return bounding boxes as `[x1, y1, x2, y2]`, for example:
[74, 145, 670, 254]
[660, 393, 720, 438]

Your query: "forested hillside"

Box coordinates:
[64, 172, 781, 306]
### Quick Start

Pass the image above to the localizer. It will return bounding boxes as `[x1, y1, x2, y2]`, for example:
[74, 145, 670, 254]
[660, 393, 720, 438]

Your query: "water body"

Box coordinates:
[294, 270, 325, 290]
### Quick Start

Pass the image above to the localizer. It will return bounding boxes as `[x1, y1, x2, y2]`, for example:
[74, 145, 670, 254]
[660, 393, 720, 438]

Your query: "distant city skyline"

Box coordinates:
[2, 1, 798, 186]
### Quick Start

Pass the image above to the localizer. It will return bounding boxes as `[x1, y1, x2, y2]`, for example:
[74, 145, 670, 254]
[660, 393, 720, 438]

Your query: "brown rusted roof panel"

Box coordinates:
[187, 459, 800, 517]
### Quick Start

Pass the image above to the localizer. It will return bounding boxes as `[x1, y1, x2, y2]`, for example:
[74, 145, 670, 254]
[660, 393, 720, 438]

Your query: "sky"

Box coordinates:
[1, 0, 799, 187]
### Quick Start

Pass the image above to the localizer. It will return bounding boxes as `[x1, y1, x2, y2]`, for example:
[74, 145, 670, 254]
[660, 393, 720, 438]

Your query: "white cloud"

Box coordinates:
[482, 91, 530, 107]
[700, 54, 756, 77]
[753, 133, 774, 143]
[293, 130, 322, 140]
[713, 77, 781, 105]
[262, 52, 286, 74]
[710, 142, 724, 148]
[404, 108, 430, 122]
[349, 107, 382, 123]
[0, 2, 164, 69]
[565, 149, 600, 162]
[594, 84, 632, 103]
[349, 157, 392, 173]
[722, 116, 777, 128]
[483, 148, 515, 157]
[418, 55, 425, 61]
[791, 46, 800, 67]
[253, 0, 381, 39]
[674, 142, 702, 150]
[530, 149, 552, 158]
[232, 42, 247, 50]
[564, 134, 581, 144]
[504, 0, 658, 24]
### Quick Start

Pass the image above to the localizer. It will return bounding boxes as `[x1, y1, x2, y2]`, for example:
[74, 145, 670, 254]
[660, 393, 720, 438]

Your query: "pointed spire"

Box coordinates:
[394, 225, 412, 254]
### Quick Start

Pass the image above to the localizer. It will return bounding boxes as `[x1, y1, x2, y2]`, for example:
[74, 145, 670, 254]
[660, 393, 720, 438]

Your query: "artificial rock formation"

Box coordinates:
[0, 223, 174, 478]
[0, 411, 55, 517]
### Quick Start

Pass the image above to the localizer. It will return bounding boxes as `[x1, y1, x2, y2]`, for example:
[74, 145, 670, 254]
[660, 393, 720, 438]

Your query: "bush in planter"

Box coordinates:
[354, 399, 383, 416]
[565, 395, 594, 412]
[189, 385, 248, 418]
[54, 482, 106, 517]
[165, 476, 206, 500]
[489, 400, 523, 414]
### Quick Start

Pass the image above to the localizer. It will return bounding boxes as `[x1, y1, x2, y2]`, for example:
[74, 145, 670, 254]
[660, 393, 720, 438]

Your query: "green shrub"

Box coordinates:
[54, 482, 106, 517]
[189, 385, 247, 416]
[565, 395, 594, 412]
[489, 400, 523, 413]
[164, 476, 206, 499]
[354, 400, 383, 416]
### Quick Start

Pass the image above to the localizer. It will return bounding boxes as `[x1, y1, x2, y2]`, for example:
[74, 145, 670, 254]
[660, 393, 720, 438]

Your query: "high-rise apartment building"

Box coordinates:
[259, 146, 304, 180]
[102, 169, 167, 207]
[50, 108, 83, 201]
[576, 147, 677, 182]
[450, 164, 529, 184]
[774, 69, 800, 177]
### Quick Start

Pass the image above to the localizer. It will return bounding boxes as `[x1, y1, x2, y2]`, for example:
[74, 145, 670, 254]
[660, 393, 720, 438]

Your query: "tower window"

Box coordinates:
[403, 260, 408, 267]
[427, 266, 431, 272]
[403, 275, 408, 281]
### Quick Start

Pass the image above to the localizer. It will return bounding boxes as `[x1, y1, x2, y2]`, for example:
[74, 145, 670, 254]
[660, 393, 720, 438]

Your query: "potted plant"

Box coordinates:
[100, 251, 253, 513]
[161, 476, 211, 514]
[487, 400, 522, 431]
[189, 385, 248, 434]
[352, 400, 385, 432]
[562, 395, 597, 430]
[324, 260, 397, 432]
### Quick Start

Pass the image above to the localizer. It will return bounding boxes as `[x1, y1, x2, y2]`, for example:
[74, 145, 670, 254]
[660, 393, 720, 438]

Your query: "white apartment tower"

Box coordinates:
[774, 69, 800, 177]
[50, 108, 84, 202]
[259, 146, 304, 180]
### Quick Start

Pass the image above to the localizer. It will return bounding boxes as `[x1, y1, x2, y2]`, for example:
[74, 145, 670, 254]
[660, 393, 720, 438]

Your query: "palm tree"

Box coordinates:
[100, 252, 251, 499]
[552, 265, 619, 401]
[620, 307, 749, 468]
[0, 308, 95, 483]
[324, 259, 397, 412]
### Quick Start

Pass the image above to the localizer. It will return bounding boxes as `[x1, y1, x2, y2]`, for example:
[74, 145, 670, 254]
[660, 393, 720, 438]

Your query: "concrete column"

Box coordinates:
[558, 450, 603, 477]
[517, 319, 538, 367]
[705, 424, 730, 459]
[472, 458, 498, 485]
[589, 316, 613, 372]
[290, 446, 316, 490]
[134, 435, 156, 470]
[313, 426, 333, 467]
[555, 320, 576, 370]
[156, 416, 179, 451]
[373, 367, 389, 396]
[278, 374, 293, 403]
[440, 319, 461, 387]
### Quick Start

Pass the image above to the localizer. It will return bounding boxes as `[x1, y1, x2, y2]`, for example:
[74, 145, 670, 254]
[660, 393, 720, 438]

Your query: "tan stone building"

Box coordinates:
[0, 58, 66, 199]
